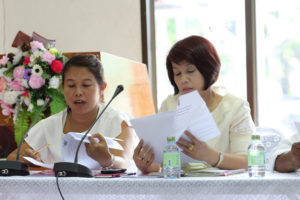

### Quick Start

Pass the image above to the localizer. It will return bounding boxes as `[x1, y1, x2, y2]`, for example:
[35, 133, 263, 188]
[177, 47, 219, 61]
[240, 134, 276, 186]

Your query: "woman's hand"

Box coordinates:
[275, 142, 300, 172]
[85, 133, 113, 168]
[133, 139, 156, 174]
[290, 142, 300, 168]
[7, 141, 43, 167]
[176, 130, 219, 166]
[21, 148, 42, 165]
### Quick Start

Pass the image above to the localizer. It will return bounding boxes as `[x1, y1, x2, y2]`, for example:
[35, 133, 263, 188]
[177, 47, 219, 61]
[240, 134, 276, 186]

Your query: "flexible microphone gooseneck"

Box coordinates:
[53, 85, 124, 177]
[0, 96, 52, 176]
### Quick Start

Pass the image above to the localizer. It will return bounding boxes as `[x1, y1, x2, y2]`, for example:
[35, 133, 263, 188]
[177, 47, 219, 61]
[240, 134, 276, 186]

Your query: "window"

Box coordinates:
[155, 0, 246, 108]
[151, 0, 300, 135]
[256, 0, 300, 135]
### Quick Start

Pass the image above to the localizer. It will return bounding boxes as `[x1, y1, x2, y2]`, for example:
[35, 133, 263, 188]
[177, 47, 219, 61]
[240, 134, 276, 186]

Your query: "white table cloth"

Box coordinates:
[1, 172, 300, 200]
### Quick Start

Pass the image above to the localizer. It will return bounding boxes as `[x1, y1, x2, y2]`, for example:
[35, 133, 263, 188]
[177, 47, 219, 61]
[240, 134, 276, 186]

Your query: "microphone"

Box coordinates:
[53, 84, 124, 177]
[0, 96, 52, 176]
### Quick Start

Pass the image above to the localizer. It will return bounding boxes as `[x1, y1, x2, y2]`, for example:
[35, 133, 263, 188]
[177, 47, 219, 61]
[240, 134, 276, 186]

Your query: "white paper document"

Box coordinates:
[130, 91, 220, 164]
[64, 132, 123, 151]
[61, 132, 123, 169]
[25, 133, 123, 170]
[23, 156, 54, 169]
[183, 168, 246, 177]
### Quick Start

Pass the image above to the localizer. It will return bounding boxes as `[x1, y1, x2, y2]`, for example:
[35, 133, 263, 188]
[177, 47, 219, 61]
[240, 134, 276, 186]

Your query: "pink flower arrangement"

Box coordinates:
[0, 31, 67, 146]
[0, 37, 66, 129]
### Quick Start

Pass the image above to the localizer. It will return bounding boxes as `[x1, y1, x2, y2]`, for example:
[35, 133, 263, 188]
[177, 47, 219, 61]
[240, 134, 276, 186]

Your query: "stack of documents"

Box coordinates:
[181, 162, 211, 172]
[130, 91, 220, 164]
[182, 168, 246, 177]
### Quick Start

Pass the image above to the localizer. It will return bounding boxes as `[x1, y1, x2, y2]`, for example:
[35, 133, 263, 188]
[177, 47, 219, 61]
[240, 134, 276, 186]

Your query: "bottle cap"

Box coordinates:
[251, 135, 260, 140]
[167, 136, 175, 142]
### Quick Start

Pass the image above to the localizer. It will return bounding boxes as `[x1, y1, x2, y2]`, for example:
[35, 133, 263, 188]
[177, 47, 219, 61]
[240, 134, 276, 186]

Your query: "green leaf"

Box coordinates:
[48, 89, 66, 114]
[14, 110, 29, 146]
[62, 56, 68, 65]
[42, 73, 51, 80]
[3, 63, 14, 77]
[6, 61, 13, 69]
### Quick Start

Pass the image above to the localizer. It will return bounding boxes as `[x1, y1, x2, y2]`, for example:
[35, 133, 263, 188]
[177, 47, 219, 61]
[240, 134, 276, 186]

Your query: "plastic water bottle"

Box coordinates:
[163, 136, 181, 178]
[248, 135, 265, 178]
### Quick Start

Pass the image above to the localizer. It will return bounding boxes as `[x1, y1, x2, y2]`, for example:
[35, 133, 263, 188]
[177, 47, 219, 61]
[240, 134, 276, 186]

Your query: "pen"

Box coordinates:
[120, 172, 137, 178]
[34, 143, 50, 154]
[223, 170, 232, 176]
[111, 138, 123, 141]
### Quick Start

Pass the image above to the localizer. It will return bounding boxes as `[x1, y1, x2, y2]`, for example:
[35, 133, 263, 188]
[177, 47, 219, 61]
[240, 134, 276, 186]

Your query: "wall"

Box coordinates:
[0, 0, 142, 62]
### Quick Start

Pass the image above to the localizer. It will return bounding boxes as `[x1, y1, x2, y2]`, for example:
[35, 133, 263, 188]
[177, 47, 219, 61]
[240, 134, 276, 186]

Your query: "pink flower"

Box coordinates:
[51, 60, 63, 73]
[1, 103, 15, 116]
[23, 57, 30, 66]
[10, 79, 24, 91]
[30, 41, 44, 50]
[29, 74, 45, 89]
[41, 51, 55, 64]
[0, 56, 9, 66]
[0, 77, 8, 92]
[13, 66, 25, 79]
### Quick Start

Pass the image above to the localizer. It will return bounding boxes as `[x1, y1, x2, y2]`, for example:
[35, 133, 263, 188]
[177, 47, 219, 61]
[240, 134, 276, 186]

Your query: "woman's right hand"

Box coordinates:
[133, 139, 155, 174]
[21, 148, 42, 165]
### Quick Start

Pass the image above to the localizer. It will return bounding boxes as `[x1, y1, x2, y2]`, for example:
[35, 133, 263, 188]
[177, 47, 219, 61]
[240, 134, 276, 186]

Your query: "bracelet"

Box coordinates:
[103, 154, 115, 169]
[214, 152, 224, 168]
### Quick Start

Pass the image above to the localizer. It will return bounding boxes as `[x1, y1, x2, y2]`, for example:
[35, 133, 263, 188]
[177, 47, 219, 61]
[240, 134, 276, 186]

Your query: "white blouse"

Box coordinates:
[25, 103, 137, 170]
[160, 88, 255, 155]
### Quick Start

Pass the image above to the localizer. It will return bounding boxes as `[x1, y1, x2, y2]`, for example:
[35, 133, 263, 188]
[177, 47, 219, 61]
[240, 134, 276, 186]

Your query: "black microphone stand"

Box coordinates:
[0, 96, 52, 176]
[53, 85, 124, 177]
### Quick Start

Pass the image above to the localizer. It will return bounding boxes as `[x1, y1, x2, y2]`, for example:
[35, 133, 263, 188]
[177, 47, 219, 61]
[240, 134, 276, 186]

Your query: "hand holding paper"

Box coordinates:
[25, 133, 123, 170]
[131, 91, 220, 164]
[61, 132, 123, 169]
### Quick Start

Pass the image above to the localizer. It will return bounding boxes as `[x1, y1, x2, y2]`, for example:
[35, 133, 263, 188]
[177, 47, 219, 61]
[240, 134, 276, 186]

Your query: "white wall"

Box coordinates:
[0, 0, 142, 62]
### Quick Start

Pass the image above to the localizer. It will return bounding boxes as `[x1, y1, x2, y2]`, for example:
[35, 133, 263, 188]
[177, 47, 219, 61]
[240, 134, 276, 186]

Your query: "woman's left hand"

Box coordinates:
[176, 130, 219, 166]
[85, 133, 113, 167]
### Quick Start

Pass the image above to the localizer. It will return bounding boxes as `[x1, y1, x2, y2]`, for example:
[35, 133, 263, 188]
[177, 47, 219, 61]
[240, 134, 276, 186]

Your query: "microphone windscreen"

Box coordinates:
[113, 85, 124, 97]
[117, 85, 124, 92]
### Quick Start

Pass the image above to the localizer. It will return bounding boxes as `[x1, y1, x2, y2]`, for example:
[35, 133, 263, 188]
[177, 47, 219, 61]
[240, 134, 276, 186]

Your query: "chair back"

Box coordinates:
[256, 127, 283, 170]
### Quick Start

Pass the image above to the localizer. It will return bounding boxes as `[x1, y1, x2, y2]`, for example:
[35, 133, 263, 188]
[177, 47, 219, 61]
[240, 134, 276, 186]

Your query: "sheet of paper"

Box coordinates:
[176, 91, 220, 142]
[23, 157, 54, 169]
[61, 132, 123, 170]
[66, 132, 123, 151]
[131, 90, 220, 164]
[61, 133, 100, 169]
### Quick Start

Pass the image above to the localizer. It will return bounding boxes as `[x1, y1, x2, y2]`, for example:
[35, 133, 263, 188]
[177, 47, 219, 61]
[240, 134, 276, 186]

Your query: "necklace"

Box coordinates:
[65, 107, 100, 133]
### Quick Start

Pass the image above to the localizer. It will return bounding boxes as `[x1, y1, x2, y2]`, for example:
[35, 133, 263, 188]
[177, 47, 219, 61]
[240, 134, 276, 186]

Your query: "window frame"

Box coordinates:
[142, 0, 258, 125]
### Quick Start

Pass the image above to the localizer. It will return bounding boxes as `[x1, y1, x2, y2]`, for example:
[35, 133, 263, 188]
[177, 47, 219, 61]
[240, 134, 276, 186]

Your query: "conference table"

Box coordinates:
[1, 171, 300, 200]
